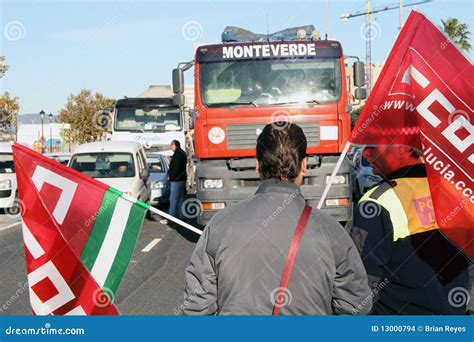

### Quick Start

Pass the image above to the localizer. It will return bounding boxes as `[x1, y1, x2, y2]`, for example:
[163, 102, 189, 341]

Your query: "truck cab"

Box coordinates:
[173, 26, 366, 225]
[110, 97, 185, 156]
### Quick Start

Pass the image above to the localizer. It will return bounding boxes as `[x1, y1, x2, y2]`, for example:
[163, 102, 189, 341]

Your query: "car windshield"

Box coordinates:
[0, 153, 14, 174]
[147, 157, 166, 173]
[115, 106, 181, 132]
[48, 155, 70, 165]
[200, 58, 341, 106]
[70, 153, 135, 178]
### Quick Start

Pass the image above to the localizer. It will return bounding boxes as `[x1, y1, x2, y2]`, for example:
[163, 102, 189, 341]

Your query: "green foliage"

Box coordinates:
[0, 56, 9, 78]
[350, 106, 364, 129]
[442, 18, 472, 52]
[0, 92, 20, 127]
[59, 89, 115, 144]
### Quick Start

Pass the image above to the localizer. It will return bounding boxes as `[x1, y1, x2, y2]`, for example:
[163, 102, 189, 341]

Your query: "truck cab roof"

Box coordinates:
[115, 97, 176, 108]
[72, 141, 143, 154]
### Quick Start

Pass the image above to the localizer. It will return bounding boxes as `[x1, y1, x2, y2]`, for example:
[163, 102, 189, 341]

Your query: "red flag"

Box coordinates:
[13, 144, 119, 315]
[352, 10, 473, 258]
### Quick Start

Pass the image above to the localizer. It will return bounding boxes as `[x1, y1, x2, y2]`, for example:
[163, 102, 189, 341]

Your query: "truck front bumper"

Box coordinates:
[196, 156, 352, 226]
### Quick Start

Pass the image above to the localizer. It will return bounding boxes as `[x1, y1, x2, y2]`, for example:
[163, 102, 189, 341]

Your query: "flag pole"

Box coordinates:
[317, 141, 352, 209]
[148, 205, 203, 236]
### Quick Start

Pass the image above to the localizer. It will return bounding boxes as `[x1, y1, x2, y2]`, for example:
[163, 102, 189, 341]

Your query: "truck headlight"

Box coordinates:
[326, 175, 346, 185]
[203, 179, 224, 189]
[0, 179, 12, 190]
[152, 181, 165, 189]
[208, 127, 225, 144]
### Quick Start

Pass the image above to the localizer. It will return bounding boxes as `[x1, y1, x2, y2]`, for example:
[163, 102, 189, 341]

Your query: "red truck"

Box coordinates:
[173, 27, 366, 226]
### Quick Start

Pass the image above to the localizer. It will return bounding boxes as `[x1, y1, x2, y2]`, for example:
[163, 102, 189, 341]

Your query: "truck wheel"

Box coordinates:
[6, 201, 21, 216]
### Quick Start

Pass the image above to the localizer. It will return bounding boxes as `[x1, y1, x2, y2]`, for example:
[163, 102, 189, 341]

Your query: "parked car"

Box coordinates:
[351, 147, 383, 202]
[69, 141, 151, 203]
[44, 152, 72, 165]
[0, 142, 20, 215]
[146, 153, 170, 206]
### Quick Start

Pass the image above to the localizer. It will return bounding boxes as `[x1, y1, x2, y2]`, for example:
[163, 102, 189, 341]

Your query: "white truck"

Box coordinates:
[109, 85, 195, 189]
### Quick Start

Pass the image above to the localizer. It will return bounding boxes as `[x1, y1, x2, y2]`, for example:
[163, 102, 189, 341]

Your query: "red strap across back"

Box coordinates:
[272, 205, 312, 315]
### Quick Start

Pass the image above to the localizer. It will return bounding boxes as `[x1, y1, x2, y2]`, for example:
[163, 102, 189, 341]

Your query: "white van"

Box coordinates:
[69, 141, 151, 203]
[0, 142, 20, 215]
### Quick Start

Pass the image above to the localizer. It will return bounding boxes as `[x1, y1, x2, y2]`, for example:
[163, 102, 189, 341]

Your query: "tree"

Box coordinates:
[442, 18, 472, 52]
[0, 56, 9, 78]
[59, 89, 115, 144]
[0, 92, 20, 128]
[350, 105, 364, 129]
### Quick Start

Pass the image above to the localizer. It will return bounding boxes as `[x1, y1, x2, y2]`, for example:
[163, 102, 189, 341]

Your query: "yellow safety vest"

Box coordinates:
[359, 177, 438, 241]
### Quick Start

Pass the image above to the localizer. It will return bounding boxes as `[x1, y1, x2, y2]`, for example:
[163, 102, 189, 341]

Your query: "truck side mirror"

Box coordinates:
[353, 61, 365, 87]
[354, 87, 367, 100]
[173, 94, 185, 107]
[173, 68, 184, 94]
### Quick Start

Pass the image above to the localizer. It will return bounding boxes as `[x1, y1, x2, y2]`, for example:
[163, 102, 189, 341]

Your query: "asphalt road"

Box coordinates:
[0, 209, 200, 315]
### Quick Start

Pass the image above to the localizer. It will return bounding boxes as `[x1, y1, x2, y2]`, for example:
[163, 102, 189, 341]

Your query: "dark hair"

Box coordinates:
[171, 140, 181, 149]
[410, 147, 423, 159]
[256, 122, 307, 181]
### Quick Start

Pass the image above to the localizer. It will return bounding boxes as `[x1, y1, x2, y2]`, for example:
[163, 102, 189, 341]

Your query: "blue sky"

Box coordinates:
[1, 0, 472, 114]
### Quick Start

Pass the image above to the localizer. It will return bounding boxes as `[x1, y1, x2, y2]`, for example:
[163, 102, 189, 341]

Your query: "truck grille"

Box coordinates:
[226, 122, 320, 150]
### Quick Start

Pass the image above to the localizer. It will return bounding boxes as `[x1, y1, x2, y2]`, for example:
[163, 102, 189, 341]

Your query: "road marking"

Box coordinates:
[0, 221, 21, 231]
[141, 238, 161, 253]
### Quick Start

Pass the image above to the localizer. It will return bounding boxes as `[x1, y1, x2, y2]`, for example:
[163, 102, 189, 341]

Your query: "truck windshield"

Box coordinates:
[115, 107, 182, 132]
[69, 153, 135, 178]
[0, 154, 14, 174]
[199, 58, 341, 106]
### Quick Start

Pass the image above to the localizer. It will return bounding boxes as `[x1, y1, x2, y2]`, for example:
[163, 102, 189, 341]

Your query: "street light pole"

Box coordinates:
[49, 113, 53, 153]
[39, 110, 45, 153]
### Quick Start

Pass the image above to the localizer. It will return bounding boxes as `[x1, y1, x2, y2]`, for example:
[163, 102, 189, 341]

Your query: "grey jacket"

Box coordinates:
[183, 179, 372, 315]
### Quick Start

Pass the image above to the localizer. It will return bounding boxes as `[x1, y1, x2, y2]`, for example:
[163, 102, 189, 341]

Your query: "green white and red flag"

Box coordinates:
[13, 143, 149, 315]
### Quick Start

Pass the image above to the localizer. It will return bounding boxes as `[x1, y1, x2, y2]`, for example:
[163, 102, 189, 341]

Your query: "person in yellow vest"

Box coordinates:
[350, 144, 471, 315]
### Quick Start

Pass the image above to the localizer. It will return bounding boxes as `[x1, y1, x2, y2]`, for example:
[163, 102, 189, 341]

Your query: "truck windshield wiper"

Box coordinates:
[271, 100, 321, 106]
[271, 101, 299, 106]
[207, 101, 258, 108]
